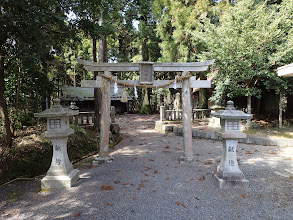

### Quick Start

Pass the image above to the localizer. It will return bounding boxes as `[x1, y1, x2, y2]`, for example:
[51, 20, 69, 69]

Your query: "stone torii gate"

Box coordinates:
[79, 59, 214, 163]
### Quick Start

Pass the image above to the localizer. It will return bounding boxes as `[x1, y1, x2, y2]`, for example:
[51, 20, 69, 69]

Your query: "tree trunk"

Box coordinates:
[199, 72, 208, 109]
[0, 50, 13, 148]
[256, 97, 261, 115]
[246, 94, 252, 130]
[11, 66, 21, 135]
[279, 90, 283, 128]
[93, 37, 101, 132]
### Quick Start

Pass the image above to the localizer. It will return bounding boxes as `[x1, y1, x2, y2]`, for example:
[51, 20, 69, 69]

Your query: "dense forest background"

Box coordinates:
[1, 0, 293, 150]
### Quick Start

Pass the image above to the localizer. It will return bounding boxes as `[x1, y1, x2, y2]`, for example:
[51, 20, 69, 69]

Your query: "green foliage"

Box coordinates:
[153, 0, 216, 63]
[0, 126, 97, 186]
[140, 104, 152, 114]
[199, 0, 293, 105]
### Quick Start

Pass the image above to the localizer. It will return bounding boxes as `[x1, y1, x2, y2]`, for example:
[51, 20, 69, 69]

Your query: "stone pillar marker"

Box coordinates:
[110, 106, 116, 123]
[160, 106, 166, 121]
[179, 71, 194, 163]
[34, 98, 80, 189]
[212, 101, 252, 188]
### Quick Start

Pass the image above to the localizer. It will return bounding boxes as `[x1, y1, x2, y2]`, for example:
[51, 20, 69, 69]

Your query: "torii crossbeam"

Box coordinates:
[79, 59, 215, 163]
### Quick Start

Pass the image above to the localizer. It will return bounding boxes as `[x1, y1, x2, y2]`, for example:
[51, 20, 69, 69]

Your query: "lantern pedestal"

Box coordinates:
[211, 101, 252, 188]
[41, 169, 80, 189]
[212, 137, 249, 188]
[41, 134, 80, 189]
[35, 99, 80, 189]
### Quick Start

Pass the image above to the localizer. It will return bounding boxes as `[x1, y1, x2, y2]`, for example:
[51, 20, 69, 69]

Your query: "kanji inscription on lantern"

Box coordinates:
[228, 146, 234, 152]
[55, 158, 62, 165]
[227, 121, 238, 130]
[55, 145, 61, 151]
[228, 160, 235, 166]
[50, 119, 61, 129]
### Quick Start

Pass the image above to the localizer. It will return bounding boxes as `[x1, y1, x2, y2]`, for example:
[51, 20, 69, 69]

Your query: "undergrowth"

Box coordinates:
[0, 125, 98, 186]
[243, 120, 293, 139]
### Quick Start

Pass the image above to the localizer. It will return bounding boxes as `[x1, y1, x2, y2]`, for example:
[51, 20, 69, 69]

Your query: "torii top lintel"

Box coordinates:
[78, 59, 215, 72]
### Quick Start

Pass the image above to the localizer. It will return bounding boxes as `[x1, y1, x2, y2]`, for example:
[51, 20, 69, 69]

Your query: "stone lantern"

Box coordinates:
[35, 98, 80, 189]
[212, 101, 252, 188]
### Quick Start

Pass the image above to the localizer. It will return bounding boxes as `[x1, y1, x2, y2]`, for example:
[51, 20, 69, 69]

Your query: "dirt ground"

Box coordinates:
[0, 114, 293, 219]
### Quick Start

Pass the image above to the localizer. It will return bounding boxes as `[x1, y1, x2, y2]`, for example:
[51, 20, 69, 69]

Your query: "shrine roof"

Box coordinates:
[60, 86, 132, 101]
[277, 63, 293, 77]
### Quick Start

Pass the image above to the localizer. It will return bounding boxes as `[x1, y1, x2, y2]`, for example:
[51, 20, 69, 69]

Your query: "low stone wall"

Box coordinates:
[155, 121, 293, 147]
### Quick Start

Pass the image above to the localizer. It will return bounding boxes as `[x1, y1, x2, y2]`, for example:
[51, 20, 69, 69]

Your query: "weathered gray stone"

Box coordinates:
[110, 123, 120, 134]
[94, 156, 114, 164]
[178, 155, 196, 163]
[35, 99, 80, 189]
[212, 101, 251, 188]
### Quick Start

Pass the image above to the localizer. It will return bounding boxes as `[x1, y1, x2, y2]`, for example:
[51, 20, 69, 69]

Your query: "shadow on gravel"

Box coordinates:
[1, 114, 293, 219]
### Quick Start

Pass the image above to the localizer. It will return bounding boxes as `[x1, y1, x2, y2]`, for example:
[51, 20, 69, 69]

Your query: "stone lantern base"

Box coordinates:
[212, 170, 249, 189]
[41, 169, 80, 189]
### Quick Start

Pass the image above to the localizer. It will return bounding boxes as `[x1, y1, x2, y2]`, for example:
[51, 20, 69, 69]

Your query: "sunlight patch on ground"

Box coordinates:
[274, 171, 291, 178]
[17, 134, 42, 148]
[80, 172, 91, 179]
[279, 147, 293, 158]
[140, 129, 155, 133]
[245, 156, 288, 167]
[112, 146, 152, 156]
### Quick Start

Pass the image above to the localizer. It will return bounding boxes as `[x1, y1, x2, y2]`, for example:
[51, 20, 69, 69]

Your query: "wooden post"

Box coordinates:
[99, 71, 111, 157]
[180, 71, 194, 162]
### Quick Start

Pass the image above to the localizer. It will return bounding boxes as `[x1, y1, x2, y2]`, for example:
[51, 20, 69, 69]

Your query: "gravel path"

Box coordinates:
[1, 114, 293, 220]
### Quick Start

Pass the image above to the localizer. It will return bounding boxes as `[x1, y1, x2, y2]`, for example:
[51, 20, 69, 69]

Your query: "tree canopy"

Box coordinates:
[1, 0, 293, 148]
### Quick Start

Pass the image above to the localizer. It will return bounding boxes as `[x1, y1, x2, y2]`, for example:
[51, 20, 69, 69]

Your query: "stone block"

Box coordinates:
[41, 169, 80, 189]
[178, 156, 196, 163]
[110, 123, 120, 134]
[212, 172, 249, 188]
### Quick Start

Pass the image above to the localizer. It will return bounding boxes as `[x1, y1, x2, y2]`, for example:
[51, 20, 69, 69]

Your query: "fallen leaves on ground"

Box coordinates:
[114, 180, 120, 184]
[198, 175, 205, 181]
[100, 184, 114, 191]
[144, 167, 151, 171]
[175, 201, 187, 208]
[74, 211, 81, 218]
[162, 150, 170, 153]
[165, 145, 170, 149]
[139, 183, 146, 188]
[245, 151, 253, 154]
[204, 160, 213, 165]
[242, 193, 248, 198]
[131, 158, 137, 162]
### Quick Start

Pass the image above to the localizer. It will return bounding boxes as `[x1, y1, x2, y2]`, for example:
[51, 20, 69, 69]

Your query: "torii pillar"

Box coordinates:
[78, 60, 214, 163]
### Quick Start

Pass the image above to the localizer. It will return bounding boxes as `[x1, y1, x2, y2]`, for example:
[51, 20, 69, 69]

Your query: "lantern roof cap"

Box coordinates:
[212, 101, 252, 120]
[34, 98, 79, 118]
